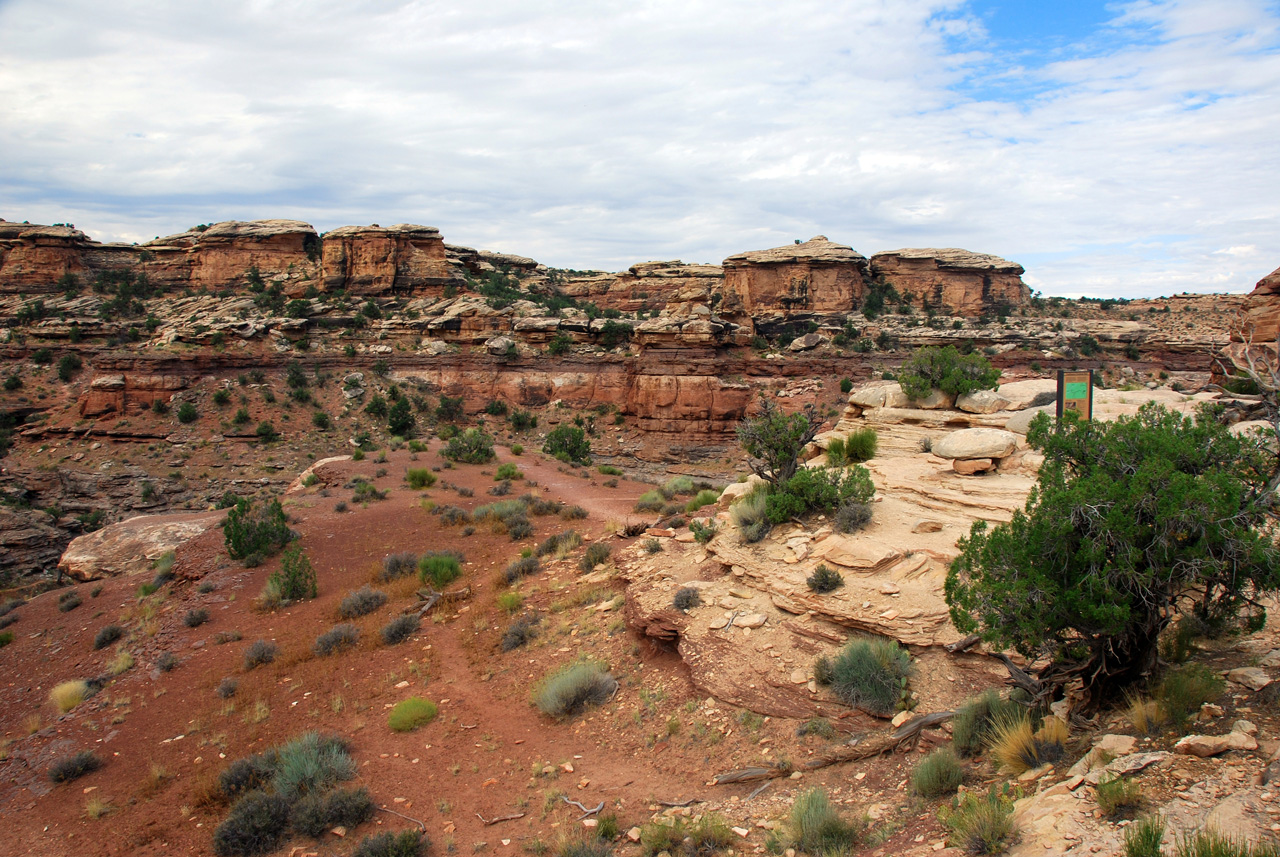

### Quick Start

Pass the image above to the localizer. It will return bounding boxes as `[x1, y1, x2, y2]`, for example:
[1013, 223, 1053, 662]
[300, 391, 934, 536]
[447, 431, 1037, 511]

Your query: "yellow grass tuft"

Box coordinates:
[50, 680, 89, 713]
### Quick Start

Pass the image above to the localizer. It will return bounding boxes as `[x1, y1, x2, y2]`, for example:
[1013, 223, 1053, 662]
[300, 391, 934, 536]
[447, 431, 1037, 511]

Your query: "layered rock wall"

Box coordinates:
[322, 225, 453, 295]
[869, 248, 1030, 316]
[720, 236, 868, 326]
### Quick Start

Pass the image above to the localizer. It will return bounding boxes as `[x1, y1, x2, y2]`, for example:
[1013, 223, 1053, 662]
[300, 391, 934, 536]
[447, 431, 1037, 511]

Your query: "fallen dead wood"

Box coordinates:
[656, 798, 703, 808]
[476, 812, 526, 825]
[405, 585, 472, 617]
[379, 807, 426, 830]
[561, 797, 604, 818]
[711, 710, 955, 785]
[944, 633, 982, 654]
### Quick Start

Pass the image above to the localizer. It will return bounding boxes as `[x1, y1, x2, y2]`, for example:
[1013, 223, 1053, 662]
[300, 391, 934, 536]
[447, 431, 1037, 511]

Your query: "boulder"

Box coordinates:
[906, 389, 955, 410]
[1174, 731, 1258, 757]
[952, 458, 994, 475]
[486, 335, 517, 356]
[932, 428, 1018, 461]
[1004, 406, 1053, 435]
[1227, 667, 1272, 691]
[58, 510, 226, 581]
[957, 389, 1011, 414]
[849, 383, 909, 410]
[787, 333, 826, 352]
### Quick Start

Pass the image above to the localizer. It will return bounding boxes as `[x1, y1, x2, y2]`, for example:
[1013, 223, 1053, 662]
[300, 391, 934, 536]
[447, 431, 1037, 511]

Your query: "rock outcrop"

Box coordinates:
[720, 236, 869, 328]
[57, 510, 225, 581]
[869, 248, 1030, 317]
[322, 225, 454, 295]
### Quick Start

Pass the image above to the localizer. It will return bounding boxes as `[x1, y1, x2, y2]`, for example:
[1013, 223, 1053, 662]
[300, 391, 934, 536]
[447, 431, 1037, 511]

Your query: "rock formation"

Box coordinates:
[719, 236, 869, 328]
[322, 225, 454, 295]
[868, 248, 1030, 317]
[1232, 264, 1280, 344]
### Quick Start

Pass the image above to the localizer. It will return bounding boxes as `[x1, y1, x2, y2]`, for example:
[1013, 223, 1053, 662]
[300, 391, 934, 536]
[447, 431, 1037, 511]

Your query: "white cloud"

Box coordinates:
[0, 0, 1276, 297]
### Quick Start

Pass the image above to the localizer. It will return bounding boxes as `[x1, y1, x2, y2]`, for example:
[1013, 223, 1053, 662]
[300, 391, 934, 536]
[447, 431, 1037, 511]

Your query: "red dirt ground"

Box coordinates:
[0, 440, 958, 857]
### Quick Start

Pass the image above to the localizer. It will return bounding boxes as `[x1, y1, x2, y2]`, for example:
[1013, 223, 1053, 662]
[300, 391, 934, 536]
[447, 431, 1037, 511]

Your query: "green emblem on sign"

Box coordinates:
[1064, 382, 1088, 399]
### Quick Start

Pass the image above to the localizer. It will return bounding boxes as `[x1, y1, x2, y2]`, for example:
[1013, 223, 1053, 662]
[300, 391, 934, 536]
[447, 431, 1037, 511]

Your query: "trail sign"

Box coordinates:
[1056, 370, 1094, 420]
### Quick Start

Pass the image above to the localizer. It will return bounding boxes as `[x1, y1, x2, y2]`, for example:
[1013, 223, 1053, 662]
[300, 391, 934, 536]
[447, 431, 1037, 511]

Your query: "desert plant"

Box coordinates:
[686, 813, 735, 857]
[789, 787, 868, 857]
[537, 529, 582, 557]
[495, 462, 523, 481]
[0, 630, 13, 648]
[952, 690, 1019, 757]
[49, 750, 101, 783]
[380, 552, 419, 581]
[941, 784, 1019, 855]
[504, 555, 540, 585]
[673, 587, 701, 611]
[502, 615, 540, 652]
[58, 591, 82, 612]
[821, 636, 912, 716]
[212, 790, 292, 857]
[108, 648, 134, 675]
[243, 640, 279, 670]
[834, 499, 873, 533]
[534, 661, 617, 718]
[1126, 693, 1167, 736]
[1096, 774, 1144, 819]
[689, 519, 717, 544]
[736, 398, 823, 486]
[93, 624, 125, 650]
[497, 591, 523, 615]
[268, 544, 317, 604]
[388, 697, 438, 732]
[806, 564, 843, 593]
[338, 586, 387, 620]
[353, 830, 429, 857]
[1155, 663, 1225, 731]
[217, 677, 239, 699]
[272, 732, 356, 799]
[314, 623, 359, 656]
[291, 785, 376, 838]
[1171, 830, 1280, 857]
[579, 542, 611, 572]
[912, 748, 964, 798]
[380, 614, 419, 646]
[1124, 815, 1166, 857]
[50, 680, 89, 713]
[989, 712, 1067, 775]
[898, 345, 1000, 400]
[731, 489, 772, 543]
[419, 553, 462, 589]
[842, 428, 878, 462]
[405, 468, 437, 490]
[442, 428, 495, 464]
[223, 498, 292, 562]
[796, 717, 838, 740]
[543, 425, 592, 465]
[643, 538, 662, 554]
[184, 608, 211, 628]
[177, 401, 199, 423]
[684, 489, 720, 513]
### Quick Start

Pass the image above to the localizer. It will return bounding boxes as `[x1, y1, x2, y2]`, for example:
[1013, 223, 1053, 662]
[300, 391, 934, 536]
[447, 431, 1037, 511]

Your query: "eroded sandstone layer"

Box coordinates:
[869, 247, 1030, 316]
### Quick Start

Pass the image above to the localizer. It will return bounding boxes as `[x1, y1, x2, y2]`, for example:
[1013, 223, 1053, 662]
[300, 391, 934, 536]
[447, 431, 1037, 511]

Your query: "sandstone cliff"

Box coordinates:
[719, 236, 868, 328]
[869, 247, 1030, 316]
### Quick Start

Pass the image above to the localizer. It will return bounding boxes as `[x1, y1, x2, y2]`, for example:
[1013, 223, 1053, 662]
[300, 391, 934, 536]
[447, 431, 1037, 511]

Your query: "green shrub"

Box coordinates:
[536, 530, 582, 558]
[268, 544, 317, 603]
[952, 690, 1019, 757]
[684, 489, 720, 513]
[93, 624, 124, 650]
[314, 623, 359, 656]
[213, 791, 292, 857]
[58, 589, 82, 612]
[731, 490, 772, 543]
[337, 586, 386, 619]
[49, 750, 101, 783]
[821, 636, 912, 716]
[223, 498, 292, 561]
[597, 465, 623, 476]
[353, 830, 429, 857]
[381, 614, 419, 646]
[443, 428, 495, 464]
[911, 748, 964, 798]
[689, 519, 717, 544]
[898, 345, 1000, 400]
[686, 814, 735, 856]
[504, 555, 540, 585]
[272, 732, 356, 800]
[387, 397, 415, 436]
[543, 425, 591, 465]
[57, 353, 82, 382]
[806, 564, 843, 593]
[177, 401, 199, 423]
[825, 436, 848, 467]
[635, 490, 666, 512]
[599, 319, 632, 350]
[579, 542, 611, 572]
[842, 428, 878, 462]
[766, 466, 874, 524]
[405, 468, 437, 490]
[534, 661, 617, 718]
[796, 717, 838, 740]
[495, 462, 523, 481]
[419, 553, 462, 589]
[789, 787, 868, 857]
[1123, 815, 1166, 857]
[0, 630, 13, 648]
[941, 784, 1019, 855]
[1155, 663, 1224, 731]
[388, 697, 438, 732]
[1097, 774, 1144, 819]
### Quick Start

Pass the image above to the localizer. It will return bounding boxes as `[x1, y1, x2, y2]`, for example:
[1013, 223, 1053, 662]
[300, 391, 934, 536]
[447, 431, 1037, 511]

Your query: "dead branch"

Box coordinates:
[945, 633, 982, 654]
[561, 797, 603, 817]
[656, 799, 703, 808]
[379, 806, 427, 830]
[476, 812, 526, 825]
[711, 710, 954, 785]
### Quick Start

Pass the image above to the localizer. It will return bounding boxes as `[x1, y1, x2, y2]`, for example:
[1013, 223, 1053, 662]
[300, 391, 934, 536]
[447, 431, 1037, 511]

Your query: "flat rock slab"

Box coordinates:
[58, 510, 226, 581]
[932, 428, 1018, 460]
[1227, 667, 1273, 690]
[1174, 731, 1258, 757]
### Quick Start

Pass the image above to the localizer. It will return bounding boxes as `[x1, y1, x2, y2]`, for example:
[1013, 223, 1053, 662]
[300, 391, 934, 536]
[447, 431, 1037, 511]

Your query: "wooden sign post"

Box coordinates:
[1056, 370, 1094, 420]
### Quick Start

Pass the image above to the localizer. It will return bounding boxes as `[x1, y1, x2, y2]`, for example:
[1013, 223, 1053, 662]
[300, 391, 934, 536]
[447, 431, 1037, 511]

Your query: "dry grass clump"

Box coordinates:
[941, 784, 1019, 855]
[502, 615, 540, 652]
[93, 624, 124, 650]
[313, 623, 359, 657]
[50, 680, 90, 713]
[184, 608, 211, 628]
[352, 830, 429, 857]
[579, 542, 611, 572]
[243, 640, 279, 671]
[49, 749, 101, 783]
[337, 586, 387, 620]
[534, 661, 617, 718]
[911, 748, 964, 798]
[380, 614, 419, 646]
[1096, 774, 1144, 819]
[1126, 693, 1167, 736]
[989, 713, 1067, 775]
[788, 787, 869, 857]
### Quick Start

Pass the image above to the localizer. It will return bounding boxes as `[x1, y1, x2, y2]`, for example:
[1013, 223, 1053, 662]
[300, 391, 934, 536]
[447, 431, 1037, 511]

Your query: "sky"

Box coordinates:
[1, 0, 1277, 298]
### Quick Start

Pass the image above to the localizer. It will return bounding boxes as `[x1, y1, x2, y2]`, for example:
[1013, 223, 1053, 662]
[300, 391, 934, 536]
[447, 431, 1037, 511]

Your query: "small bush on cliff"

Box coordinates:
[177, 401, 199, 423]
[817, 636, 912, 717]
[736, 399, 823, 486]
[543, 425, 591, 465]
[223, 498, 292, 562]
[897, 345, 1000, 401]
